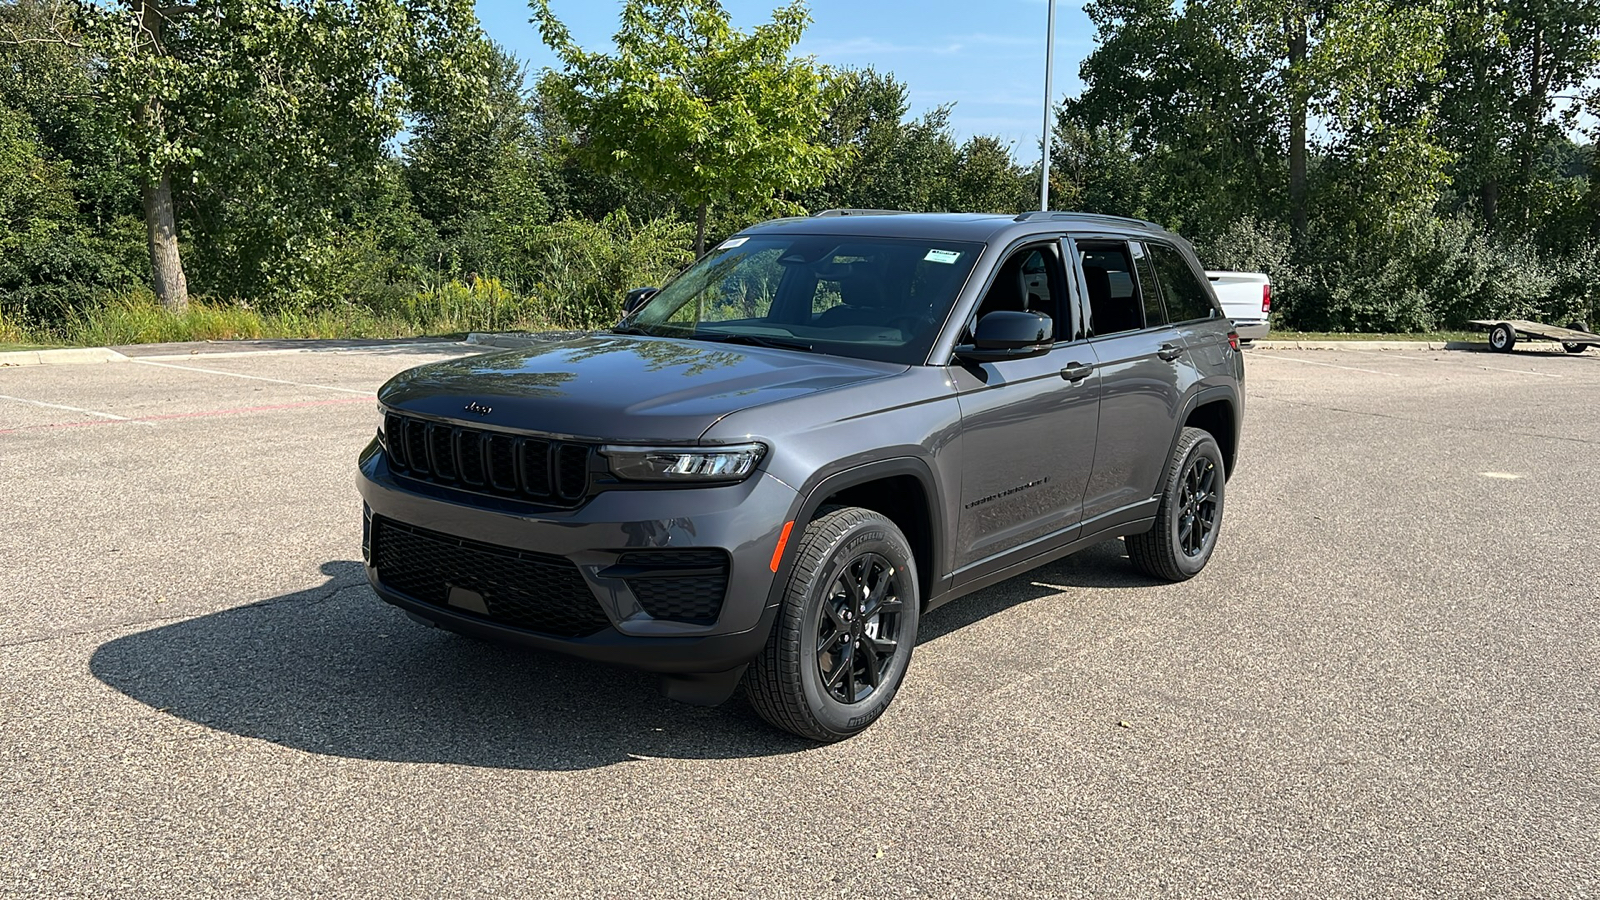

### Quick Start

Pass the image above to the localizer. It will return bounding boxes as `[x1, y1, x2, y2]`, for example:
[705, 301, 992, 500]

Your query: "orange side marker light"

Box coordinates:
[769, 520, 795, 572]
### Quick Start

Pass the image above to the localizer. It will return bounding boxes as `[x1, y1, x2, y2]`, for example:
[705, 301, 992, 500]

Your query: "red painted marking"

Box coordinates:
[769, 520, 795, 573]
[0, 396, 372, 435]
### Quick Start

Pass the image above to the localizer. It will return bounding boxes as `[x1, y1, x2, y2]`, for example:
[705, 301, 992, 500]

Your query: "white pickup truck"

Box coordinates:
[1206, 271, 1271, 342]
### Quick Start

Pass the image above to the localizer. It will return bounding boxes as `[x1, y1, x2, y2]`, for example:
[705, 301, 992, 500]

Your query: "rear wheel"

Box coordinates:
[1488, 323, 1517, 352]
[747, 507, 920, 741]
[1127, 427, 1225, 582]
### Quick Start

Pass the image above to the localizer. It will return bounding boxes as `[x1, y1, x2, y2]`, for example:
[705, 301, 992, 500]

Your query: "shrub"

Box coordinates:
[522, 211, 694, 329]
[402, 277, 531, 333]
[1204, 214, 1566, 333]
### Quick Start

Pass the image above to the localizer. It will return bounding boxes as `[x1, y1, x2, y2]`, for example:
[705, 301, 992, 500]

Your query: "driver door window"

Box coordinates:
[972, 244, 1069, 341]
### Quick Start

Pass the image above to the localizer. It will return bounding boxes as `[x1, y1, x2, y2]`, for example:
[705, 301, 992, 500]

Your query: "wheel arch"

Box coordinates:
[786, 458, 943, 610]
[1174, 387, 1239, 478]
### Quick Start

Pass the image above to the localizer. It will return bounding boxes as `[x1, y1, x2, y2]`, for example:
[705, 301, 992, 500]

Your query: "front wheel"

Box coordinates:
[1562, 342, 1587, 355]
[1126, 427, 1226, 582]
[746, 507, 920, 741]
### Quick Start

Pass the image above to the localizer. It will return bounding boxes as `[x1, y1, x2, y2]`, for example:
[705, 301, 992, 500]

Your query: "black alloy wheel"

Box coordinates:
[1176, 455, 1220, 558]
[814, 552, 905, 704]
[747, 506, 920, 741]
[1127, 426, 1227, 582]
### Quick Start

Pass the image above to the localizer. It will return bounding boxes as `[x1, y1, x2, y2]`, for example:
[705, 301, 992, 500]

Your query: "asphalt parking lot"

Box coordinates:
[2, 340, 1596, 898]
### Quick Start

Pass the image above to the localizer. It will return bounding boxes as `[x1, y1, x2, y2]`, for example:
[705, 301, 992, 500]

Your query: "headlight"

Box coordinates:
[601, 443, 767, 482]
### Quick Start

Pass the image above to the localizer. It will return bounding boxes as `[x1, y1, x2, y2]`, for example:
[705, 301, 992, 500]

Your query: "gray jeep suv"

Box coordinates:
[357, 210, 1244, 741]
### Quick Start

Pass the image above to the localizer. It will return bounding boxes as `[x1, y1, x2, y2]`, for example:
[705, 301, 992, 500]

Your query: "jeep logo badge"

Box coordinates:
[464, 402, 493, 416]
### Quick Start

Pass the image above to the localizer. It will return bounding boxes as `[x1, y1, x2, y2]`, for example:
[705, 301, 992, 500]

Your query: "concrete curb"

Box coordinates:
[133, 341, 467, 361]
[0, 347, 130, 367]
[1252, 340, 1471, 351]
[466, 331, 589, 350]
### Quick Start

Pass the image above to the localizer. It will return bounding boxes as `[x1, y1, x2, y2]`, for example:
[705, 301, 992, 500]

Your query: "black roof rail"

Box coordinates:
[812, 208, 914, 217]
[1013, 210, 1165, 230]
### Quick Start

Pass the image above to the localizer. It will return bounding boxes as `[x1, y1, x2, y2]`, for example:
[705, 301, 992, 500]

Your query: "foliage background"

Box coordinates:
[1, 0, 1596, 343]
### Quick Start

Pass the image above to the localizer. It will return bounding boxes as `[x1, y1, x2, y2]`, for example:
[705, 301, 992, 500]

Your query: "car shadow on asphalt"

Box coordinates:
[917, 539, 1156, 644]
[89, 561, 814, 771]
[90, 542, 1155, 770]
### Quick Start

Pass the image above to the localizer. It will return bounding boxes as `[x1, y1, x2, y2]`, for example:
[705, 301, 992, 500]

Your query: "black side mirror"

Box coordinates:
[956, 311, 1053, 362]
[623, 287, 659, 314]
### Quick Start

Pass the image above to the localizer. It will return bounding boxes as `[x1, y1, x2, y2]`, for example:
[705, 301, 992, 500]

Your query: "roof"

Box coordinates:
[741, 210, 1175, 244]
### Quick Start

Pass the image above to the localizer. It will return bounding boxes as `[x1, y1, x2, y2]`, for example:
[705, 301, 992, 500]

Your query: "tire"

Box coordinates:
[746, 507, 920, 741]
[1126, 427, 1226, 582]
[1562, 342, 1586, 354]
[1488, 323, 1517, 352]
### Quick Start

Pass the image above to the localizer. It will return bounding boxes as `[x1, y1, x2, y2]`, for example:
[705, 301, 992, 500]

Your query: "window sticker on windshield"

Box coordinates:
[924, 249, 962, 264]
[718, 236, 749, 250]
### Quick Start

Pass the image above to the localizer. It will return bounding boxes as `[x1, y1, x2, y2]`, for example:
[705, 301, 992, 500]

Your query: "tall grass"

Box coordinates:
[3, 211, 695, 347]
[11, 280, 563, 347]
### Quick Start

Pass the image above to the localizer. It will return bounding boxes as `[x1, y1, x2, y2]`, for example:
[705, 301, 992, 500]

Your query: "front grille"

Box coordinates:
[371, 517, 610, 638]
[615, 549, 729, 624]
[384, 412, 593, 507]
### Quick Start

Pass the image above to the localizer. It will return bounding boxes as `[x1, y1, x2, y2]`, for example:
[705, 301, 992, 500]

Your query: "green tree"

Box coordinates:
[1076, 0, 1450, 241]
[1435, 0, 1600, 232]
[1071, 0, 1279, 234]
[12, 0, 495, 309]
[799, 67, 1031, 215]
[801, 68, 953, 211]
[532, 0, 843, 255]
[944, 135, 1032, 214]
[1047, 115, 1152, 220]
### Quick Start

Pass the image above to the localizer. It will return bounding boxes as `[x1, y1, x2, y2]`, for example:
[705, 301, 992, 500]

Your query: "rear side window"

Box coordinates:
[1149, 243, 1218, 323]
[1131, 242, 1165, 328]
[1076, 241, 1146, 336]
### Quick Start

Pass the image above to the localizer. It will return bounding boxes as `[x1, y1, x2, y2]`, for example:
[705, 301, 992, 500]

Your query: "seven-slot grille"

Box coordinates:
[370, 516, 611, 637]
[384, 412, 592, 506]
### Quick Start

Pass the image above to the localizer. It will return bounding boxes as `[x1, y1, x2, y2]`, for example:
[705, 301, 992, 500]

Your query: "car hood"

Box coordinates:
[378, 333, 909, 442]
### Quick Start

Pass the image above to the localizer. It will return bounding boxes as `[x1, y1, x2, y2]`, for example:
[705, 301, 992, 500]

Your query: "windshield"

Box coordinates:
[621, 233, 985, 364]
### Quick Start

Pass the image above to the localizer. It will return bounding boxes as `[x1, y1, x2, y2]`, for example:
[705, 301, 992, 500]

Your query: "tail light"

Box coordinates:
[1227, 330, 1240, 351]
[1262, 284, 1272, 314]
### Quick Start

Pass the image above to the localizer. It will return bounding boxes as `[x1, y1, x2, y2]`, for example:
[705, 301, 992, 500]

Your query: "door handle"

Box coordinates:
[1157, 343, 1184, 361]
[1060, 362, 1094, 382]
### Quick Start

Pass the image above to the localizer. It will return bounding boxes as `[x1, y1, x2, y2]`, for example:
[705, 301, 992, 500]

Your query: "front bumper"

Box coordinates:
[356, 440, 800, 674]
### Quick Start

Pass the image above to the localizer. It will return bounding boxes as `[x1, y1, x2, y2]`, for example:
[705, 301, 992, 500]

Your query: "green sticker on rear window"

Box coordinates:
[924, 249, 962, 264]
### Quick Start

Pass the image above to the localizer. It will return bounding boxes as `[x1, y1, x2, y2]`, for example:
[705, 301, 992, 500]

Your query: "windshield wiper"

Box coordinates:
[611, 324, 654, 336]
[691, 332, 814, 352]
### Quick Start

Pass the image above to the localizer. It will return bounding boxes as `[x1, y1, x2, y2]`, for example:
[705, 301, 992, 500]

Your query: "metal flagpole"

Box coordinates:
[1039, 0, 1056, 211]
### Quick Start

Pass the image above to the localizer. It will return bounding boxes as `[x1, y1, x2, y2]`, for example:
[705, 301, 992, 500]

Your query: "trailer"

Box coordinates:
[1470, 319, 1599, 354]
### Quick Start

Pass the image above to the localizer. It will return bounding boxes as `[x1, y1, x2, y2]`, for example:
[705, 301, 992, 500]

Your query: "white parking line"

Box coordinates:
[1251, 354, 1397, 376]
[0, 392, 151, 424]
[135, 341, 466, 361]
[132, 359, 377, 395]
[1470, 364, 1561, 378]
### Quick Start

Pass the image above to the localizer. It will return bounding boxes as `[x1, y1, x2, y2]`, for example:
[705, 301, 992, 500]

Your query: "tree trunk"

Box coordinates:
[143, 172, 189, 312]
[1287, 7, 1309, 245]
[133, 0, 188, 311]
[695, 202, 708, 257]
[1482, 178, 1499, 228]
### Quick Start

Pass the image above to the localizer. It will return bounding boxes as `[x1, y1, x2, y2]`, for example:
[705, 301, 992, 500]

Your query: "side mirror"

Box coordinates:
[956, 311, 1053, 362]
[623, 287, 659, 314]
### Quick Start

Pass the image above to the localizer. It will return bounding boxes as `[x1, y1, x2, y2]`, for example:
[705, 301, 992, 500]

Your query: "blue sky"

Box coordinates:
[473, 0, 1100, 163]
